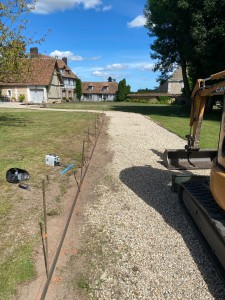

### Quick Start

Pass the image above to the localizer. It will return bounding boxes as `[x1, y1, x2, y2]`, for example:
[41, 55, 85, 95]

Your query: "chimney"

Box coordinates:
[30, 47, 38, 57]
[62, 57, 67, 66]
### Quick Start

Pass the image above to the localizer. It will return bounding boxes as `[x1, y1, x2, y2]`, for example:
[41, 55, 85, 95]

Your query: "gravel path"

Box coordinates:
[84, 111, 225, 299]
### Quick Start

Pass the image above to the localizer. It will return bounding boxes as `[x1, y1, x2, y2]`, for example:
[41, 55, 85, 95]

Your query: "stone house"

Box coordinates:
[57, 57, 78, 101]
[81, 81, 118, 101]
[0, 48, 78, 103]
[158, 66, 184, 94]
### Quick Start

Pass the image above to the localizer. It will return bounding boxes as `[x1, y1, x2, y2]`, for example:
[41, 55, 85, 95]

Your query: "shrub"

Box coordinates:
[18, 94, 25, 102]
[156, 96, 171, 104]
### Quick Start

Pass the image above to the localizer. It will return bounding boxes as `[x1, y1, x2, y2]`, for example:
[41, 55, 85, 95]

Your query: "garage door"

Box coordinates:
[30, 89, 44, 103]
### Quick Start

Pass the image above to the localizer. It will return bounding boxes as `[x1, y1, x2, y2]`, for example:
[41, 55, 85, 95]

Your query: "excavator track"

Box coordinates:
[179, 181, 225, 280]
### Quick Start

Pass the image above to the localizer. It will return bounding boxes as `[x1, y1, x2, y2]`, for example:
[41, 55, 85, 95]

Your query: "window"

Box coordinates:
[102, 86, 109, 92]
[88, 86, 94, 91]
[7, 90, 12, 97]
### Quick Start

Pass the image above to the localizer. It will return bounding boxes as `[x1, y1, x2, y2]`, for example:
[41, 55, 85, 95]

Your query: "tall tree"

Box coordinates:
[75, 78, 82, 101]
[144, 0, 192, 97]
[188, 0, 225, 81]
[0, 0, 46, 82]
[144, 0, 225, 96]
[116, 79, 130, 102]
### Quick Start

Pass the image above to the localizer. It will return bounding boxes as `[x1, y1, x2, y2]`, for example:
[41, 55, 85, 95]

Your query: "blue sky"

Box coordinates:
[27, 0, 159, 92]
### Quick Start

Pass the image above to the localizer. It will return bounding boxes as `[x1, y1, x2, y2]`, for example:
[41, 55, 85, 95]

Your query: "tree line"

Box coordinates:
[144, 0, 225, 97]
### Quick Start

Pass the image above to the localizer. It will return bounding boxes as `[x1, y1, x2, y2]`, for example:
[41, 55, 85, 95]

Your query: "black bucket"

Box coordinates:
[163, 149, 217, 170]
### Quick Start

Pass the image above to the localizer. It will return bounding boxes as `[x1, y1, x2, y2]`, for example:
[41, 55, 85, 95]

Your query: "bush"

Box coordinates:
[125, 98, 159, 104]
[18, 94, 25, 102]
[156, 96, 171, 104]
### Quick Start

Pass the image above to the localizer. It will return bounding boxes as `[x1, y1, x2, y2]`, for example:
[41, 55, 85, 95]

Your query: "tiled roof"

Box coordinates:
[169, 66, 183, 81]
[56, 59, 78, 79]
[0, 57, 63, 86]
[0, 52, 78, 86]
[82, 82, 118, 94]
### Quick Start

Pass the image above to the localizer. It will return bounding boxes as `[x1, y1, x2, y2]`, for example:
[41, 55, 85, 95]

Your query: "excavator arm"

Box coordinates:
[163, 70, 225, 170]
[187, 70, 225, 151]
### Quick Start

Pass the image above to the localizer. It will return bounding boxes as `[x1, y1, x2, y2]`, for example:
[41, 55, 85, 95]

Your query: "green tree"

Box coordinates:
[75, 78, 82, 101]
[116, 79, 130, 101]
[0, 0, 46, 82]
[144, 0, 192, 97]
[144, 0, 225, 97]
[188, 0, 225, 82]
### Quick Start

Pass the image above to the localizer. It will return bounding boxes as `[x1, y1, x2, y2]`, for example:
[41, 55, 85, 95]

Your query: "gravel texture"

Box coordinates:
[84, 111, 225, 300]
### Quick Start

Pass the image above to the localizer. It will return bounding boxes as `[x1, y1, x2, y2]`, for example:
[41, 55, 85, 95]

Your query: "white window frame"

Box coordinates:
[7, 89, 12, 97]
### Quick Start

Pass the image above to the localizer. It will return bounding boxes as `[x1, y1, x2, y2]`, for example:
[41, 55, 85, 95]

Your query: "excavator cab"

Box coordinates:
[210, 94, 225, 210]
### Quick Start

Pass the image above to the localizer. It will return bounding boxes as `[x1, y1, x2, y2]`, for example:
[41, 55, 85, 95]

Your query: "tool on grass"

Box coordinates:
[60, 164, 75, 175]
[45, 154, 75, 174]
[6, 168, 31, 191]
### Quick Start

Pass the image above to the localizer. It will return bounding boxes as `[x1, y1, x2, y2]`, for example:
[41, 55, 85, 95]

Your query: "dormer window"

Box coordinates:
[102, 86, 109, 92]
[88, 85, 94, 91]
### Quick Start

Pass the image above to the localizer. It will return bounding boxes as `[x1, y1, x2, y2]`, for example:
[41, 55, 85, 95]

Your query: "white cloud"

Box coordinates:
[127, 15, 146, 28]
[49, 50, 84, 61]
[105, 63, 128, 70]
[92, 70, 109, 77]
[139, 64, 154, 71]
[102, 5, 112, 11]
[89, 61, 153, 79]
[87, 55, 101, 60]
[32, 0, 102, 14]
[50, 50, 101, 61]
[119, 61, 154, 71]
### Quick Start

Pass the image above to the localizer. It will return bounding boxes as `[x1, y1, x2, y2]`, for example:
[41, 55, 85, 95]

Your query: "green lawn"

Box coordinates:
[0, 108, 98, 299]
[47, 102, 222, 149]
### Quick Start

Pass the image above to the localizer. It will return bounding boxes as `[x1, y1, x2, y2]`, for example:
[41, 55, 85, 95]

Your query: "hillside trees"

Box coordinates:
[0, 0, 46, 81]
[144, 0, 225, 97]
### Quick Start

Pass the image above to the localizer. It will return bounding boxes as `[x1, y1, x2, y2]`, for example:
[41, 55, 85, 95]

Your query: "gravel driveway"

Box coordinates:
[84, 111, 225, 299]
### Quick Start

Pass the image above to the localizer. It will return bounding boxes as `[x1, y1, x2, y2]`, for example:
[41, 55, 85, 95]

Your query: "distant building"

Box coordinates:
[57, 56, 78, 101]
[81, 81, 118, 101]
[158, 66, 184, 94]
[0, 47, 78, 103]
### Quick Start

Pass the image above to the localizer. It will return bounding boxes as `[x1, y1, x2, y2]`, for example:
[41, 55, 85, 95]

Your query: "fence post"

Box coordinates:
[42, 179, 49, 277]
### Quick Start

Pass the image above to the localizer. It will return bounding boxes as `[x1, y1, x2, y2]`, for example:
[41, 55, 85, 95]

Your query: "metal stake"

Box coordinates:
[42, 179, 49, 277]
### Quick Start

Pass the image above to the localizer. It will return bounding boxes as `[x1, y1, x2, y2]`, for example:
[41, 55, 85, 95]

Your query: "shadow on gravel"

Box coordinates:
[119, 164, 225, 297]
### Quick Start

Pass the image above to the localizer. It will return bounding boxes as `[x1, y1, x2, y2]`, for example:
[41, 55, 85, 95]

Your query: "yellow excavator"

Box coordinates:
[164, 70, 225, 270]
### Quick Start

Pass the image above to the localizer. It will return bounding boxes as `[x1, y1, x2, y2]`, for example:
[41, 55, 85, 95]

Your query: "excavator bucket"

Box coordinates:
[163, 149, 217, 170]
